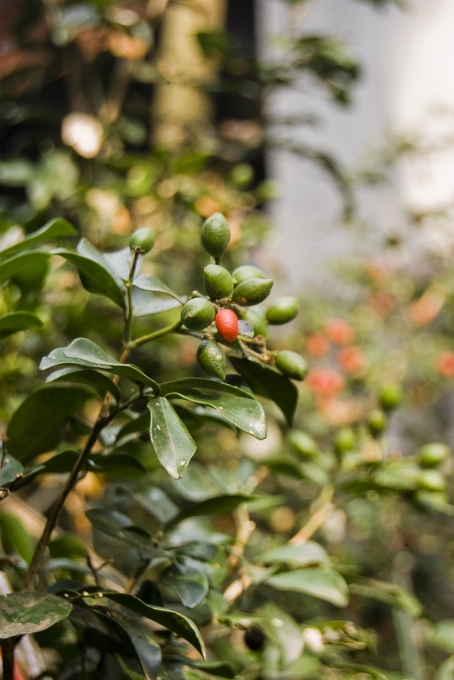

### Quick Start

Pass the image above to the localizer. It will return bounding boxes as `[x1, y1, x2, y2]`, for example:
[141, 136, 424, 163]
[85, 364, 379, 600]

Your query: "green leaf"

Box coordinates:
[229, 357, 298, 426]
[160, 379, 266, 440]
[162, 561, 209, 608]
[0, 512, 34, 563]
[0, 593, 72, 639]
[0, 218, 76, 260]
[257, 541, 330, 567]
[88, 453, 148, 480]
[54, 239, 126, 308]
[133, 274, 184, 304]
[124, 487, 179, 523]
[40, 338, 159, 392]
[121, 622, 162, 680]
[148, 397, 197, 479]
[86, 508, 152, 546]
[0, 311, 43, 338]
[101, 592, 205, 657]
[348, 576, 422, 616]
[46, 366, 121, 400]
[11, 450, 79, 490]
[132, 287, 182, 317]
[174, 494, 256, 524]
[266, 568, 349, 607]
[0, 250, 50, 285]
[6, 384, 96, 461]
[0, 457, 23, 487]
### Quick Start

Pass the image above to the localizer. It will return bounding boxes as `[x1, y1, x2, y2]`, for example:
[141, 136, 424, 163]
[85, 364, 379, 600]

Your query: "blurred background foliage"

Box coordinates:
[2, 1, 454, 680]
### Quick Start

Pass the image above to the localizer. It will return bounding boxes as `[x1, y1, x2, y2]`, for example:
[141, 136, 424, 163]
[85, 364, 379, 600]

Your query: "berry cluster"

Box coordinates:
[180, 213, 308, 381]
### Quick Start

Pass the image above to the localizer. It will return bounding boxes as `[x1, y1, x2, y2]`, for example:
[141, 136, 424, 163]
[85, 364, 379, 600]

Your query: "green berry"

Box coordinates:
[266, 297, 300, 325]
[416, 469, 446, 492]
[414, 489, 448, 510]
[201, 213, 230, 260]
[288, 430, 318, 458]
[335, 428, 356, 455]
[367, 410, 387, 438]
[275, 350, 308, 381]
[232, 265, 266, 286]
[230, 163, 254, 188]
[181, 298, 216, 331]
[418, 443, 451, 468]
[242, 306, 269, 340]
[232, 278, 274, 306]
[129, 228, 155, 253]
[203, 265, 233, 300]
[197, 339, 226, 379]
[379, 382, 403, 411]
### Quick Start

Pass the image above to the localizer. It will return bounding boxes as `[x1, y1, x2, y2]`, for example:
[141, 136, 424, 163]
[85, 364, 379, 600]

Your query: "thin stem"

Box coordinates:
[22, 413, 115, 591]
[125, 248, 141, 345]
[2, 639, 17, 680]
[131, 320, 182, 349]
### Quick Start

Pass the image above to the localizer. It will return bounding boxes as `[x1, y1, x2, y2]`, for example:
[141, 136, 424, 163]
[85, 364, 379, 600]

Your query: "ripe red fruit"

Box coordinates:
[216, 309, 239, 342]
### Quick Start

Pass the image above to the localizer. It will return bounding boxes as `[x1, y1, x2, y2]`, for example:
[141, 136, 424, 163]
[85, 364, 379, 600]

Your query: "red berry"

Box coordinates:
[216, 309, 239, 342]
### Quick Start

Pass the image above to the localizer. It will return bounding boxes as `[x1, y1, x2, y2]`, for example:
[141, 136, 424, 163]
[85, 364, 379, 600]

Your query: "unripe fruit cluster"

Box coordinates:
[185, 212, 309, 382]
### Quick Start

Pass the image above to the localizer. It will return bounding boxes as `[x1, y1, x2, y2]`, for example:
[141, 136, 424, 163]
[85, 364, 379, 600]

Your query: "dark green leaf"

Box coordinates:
[124, 487, 179, 523]
[0, 218, 76, 260]
[174, 494, 255, 524]
[6, 384, 96, 461]
[41, 338, 159, 392]
[133, 274, 184, 304]
[162, 562, 209, 608]
[148, 397, 197, 479]
[229, 357, 298, 426]
[101, 592, 205, 657]
[0, 593, 72, 639]
[266, 568, 349, 607]
[88, 453, 148, 480]
[0, 251, 50, 285]
[116, 412, 150, 440]
[160, 379, 266, 440]
[0, 457, 23, 487]
[0, 512, 34, 563]
[121, 622, 162, 680]
[257, 541, 330, 567]
[46, 366, 121, 400]
[54, 240, 126, 308]
[11, 449, 79, 490]
[0, 312, 43, 338]
[86, 508, 152, 546]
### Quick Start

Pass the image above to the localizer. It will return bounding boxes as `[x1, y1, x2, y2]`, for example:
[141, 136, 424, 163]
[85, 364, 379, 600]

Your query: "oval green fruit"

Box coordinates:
[416, 469, 446, 492]
[242, 306, 269, 340]
[367, 410, 387, 438]
[266, 296, 300, 325]
[232, 278, 274, 306]
[288, 430, 318, 458]
[181, 298, 216, 331]
[203, 265, 233, 300]
[232, 265, 266, 286]
[379, 382, 403, 411]
[275, 350, 308, 381]
[201, 213, 230, 260]
[197, 339, 226, 379]
[335, 428, 356, 455]
[418, 442, 451, 468]
[129, 228, 155, 253]
[414, 489, 448, 510]
[230, 163, 254, 188]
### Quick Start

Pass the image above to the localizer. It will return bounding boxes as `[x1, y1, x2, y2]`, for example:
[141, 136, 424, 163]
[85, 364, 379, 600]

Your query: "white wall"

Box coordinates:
[257, 0, 452, 290]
